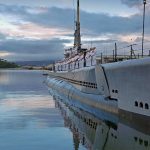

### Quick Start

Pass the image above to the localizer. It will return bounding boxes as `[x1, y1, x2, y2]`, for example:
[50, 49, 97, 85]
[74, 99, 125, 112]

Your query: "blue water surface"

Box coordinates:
[0, 70, 86, 150]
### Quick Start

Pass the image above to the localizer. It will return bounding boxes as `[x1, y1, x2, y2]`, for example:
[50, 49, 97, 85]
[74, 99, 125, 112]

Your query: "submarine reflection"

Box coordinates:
[53, 96, 150, 150]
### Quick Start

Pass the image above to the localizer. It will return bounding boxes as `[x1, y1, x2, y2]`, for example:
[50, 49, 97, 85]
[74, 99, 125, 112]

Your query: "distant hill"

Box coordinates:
[15, 60, 55, 67]
[0, 59, 18, 68]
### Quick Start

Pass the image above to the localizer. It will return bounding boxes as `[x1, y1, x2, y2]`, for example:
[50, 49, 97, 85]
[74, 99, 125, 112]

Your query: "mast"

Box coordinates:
[74, 0, 81, 53]
[142, 0, 146, 57]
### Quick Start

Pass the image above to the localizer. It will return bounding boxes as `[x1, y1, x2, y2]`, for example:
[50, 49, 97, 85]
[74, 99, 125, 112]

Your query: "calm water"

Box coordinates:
[0, 70, 149, 150]
[53, 97, 150, 150]
[0, 70, 86, 150]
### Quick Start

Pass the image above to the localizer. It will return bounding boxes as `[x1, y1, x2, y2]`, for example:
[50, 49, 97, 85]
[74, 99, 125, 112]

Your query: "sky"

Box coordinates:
[0, 0, 150, 61]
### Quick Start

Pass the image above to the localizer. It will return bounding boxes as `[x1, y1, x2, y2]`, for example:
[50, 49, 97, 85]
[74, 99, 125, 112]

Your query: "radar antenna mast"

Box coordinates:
[74, 0, 81, 53]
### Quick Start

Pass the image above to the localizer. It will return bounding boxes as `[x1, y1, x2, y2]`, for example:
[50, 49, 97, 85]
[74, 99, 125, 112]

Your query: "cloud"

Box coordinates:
[81, 12, 142, 35]
[0, 4, 149, 36]
[0, 33, 6, 40]
[0, 4, 75, 39]
[83, 38, 117, 44]
[0, 51, 11, 57]
[0, 38, 70, 61]
[121, 0, 142, 7]
[0, 3, 150, 61]
[0, 0, 72, 8]
[0, 22, 72, 40]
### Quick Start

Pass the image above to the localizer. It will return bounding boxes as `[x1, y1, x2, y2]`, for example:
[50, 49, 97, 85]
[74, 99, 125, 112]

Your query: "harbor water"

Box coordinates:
[0, 70, 86, 150]
[0, 70, 149, 150]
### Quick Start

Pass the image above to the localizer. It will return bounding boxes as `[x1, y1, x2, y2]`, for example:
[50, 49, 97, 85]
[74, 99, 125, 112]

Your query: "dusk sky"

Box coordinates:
[0, 0, 150, 61]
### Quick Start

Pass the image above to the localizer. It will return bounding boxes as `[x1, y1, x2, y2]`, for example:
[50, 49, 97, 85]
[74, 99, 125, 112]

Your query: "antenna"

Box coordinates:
[115, 43, 117, 62]
[73, 0, 76, 31]
[127, 44, 137, 59]
[113, 50, 115, 61]
[142, 0, 147, 57]
[74, 0, 81, 52]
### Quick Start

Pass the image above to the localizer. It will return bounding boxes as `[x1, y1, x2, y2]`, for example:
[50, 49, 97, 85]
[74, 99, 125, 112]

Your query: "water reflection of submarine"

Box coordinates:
[93, 123, 150, 150]
[56, 100, 150, 150]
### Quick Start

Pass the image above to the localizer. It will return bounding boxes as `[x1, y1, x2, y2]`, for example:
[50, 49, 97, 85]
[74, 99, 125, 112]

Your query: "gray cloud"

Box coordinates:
[0, 33, 6, 40]
[0, 4, 149, 35]
[0, 38, 70, 61]
[0, 4, 74, 28]
[121, 0, 142, 7]
[84, 39, 117, 44]
[0, 4, 150, 61]
[82, 12, 142, 34]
